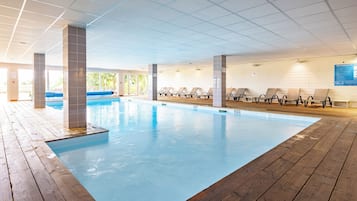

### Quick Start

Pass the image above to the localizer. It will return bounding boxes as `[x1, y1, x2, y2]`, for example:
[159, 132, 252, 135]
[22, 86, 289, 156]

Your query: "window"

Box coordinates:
[123, 73, 148, 96]
[87, 72, 118, 92]
[18, 69, 33, 100]
[47, 70, 63, 92]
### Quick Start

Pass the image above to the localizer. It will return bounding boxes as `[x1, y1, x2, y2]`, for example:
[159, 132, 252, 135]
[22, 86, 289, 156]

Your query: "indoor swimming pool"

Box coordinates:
[47, 99, 319, 201]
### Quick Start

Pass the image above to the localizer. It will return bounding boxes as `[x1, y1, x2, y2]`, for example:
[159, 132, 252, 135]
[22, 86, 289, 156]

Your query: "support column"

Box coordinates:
[117, 72, 124, 96]
[7, 69, 18, 101]
[33, 53, 46, 108]
[213, 55, 226, 107]
[63, 25, 87, 129]
[148, 64, 157, 100]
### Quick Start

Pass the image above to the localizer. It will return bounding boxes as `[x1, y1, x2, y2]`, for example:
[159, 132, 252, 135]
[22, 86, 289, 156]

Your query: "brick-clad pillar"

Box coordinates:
[33, 53, 46, 108]
[148, 64, 157, 100]
[63, 25, 86, 129]
[213, 55, 226, 107]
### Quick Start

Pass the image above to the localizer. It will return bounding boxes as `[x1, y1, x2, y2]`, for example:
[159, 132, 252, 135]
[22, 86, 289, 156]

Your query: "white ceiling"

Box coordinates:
[0, 0, 357, 69]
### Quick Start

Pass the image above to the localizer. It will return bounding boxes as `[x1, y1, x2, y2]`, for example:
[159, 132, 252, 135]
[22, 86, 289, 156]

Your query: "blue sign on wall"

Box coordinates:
[334, 64, 357, 86]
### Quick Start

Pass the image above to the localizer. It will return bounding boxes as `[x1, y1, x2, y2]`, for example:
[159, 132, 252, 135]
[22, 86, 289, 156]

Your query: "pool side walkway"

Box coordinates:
[1, 99, 357, 201]
[0, 101, 106, 201]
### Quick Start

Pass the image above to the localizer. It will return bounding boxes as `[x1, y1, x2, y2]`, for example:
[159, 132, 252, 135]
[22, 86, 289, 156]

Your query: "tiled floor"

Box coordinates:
[1, 99, 357, 201]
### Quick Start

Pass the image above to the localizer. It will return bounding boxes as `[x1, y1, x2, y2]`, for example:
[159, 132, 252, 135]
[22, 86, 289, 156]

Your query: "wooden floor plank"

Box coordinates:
[4, 106, 66, 201]
[7, 102, 95, 201]
[0, 108, 13, 201]
[254, 119, 349, 201]
[1, 118, 44, 201]
[329, 120, 357, 201]
[292, 121, 356, 201]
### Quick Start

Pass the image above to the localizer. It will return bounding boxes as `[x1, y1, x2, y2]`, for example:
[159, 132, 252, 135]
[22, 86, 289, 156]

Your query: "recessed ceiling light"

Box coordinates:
[296, 59, 308, 63]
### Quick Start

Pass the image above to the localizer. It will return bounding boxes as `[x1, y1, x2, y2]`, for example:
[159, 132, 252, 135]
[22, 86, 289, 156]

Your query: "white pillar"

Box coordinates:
[148, 64, 157, 100]
[213, 55, 226, 107]
[33, 53, 46, 108]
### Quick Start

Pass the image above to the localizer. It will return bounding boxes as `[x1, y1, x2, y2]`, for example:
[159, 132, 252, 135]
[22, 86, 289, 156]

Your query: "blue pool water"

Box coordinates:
[47, 99, 319, 201]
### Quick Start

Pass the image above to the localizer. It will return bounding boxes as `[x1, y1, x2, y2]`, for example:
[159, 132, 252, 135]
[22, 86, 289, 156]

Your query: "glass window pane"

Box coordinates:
[18, 69, 33, 100]
[87, 72, 100, 91]
[48, 70, 63, 92]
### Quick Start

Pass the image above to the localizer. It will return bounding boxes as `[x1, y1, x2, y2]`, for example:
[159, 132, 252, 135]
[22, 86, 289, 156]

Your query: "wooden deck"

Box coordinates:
[1, 98, 357, 201]
[0, 101, 106, 201]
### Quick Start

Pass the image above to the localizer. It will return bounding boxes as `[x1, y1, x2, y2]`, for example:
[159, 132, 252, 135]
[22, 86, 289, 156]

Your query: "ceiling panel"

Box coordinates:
[70, 0, 121, 15]
[0, 24, 13, 33]
[20, 11, 56, 24]
[62, 8, 98, 27]
[166, 0, 213, 13]
[328, 0, 357, 10]
[334, 6, 357, 24]
[219, 0, 266, 12]
[342, 21, 357, 29]
[34, 0, 75, 8]
[263, 20, 302, 34]
[0, 0, 356, 68]
[294, 12, 336, 25]
[0, 5, 20, 18]
[270, 0, 323, 11]
[192, 5, 231, 20]
[0, 15, 16, 25]
[238, 3, 279, 19]
[250, 13, 289, 25]
[286, 2, 330, 18]
[209, 14, 245, 26]
[301, 20, 340, 30]
[0, 0, 24, 9]
[189, 22, 220, 32]
[204, 28, 234, 37]
[226, 21, 257, 32]
[24, 0, 64, 18]
[169, 15, 204, 27]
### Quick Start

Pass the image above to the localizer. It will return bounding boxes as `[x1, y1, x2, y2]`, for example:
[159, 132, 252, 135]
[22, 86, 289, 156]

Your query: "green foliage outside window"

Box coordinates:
[87, 72, 117, 91]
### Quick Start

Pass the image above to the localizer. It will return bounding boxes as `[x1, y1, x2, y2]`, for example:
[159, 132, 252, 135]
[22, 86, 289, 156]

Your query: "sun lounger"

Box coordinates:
[233, 88, 248, 101]
[280, 88, 302, 106]
[200, 88, 213, 99]
[256, 88, 279, 103]
[185, 87, 200, 98]
[304, 89, 332, 108]
[226, 88, 235, 100]
[173, 87, 187, 97]
[158, 87, 168, 96]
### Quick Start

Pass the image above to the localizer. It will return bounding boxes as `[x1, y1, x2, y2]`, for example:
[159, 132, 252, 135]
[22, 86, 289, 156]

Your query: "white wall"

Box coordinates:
[158, 55, 357, 101]
[158, 67, 213, 91]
